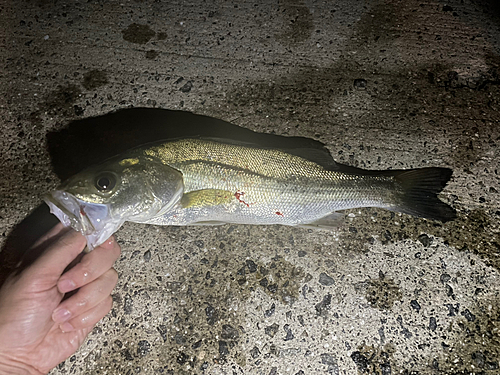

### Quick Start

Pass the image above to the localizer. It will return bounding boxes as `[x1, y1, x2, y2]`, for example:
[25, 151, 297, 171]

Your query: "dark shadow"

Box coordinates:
[0, 204, 59, 287]
[45, 108, 335, 180]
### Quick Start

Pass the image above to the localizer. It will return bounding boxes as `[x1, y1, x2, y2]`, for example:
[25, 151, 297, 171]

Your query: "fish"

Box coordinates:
[44, 137, 456, 250]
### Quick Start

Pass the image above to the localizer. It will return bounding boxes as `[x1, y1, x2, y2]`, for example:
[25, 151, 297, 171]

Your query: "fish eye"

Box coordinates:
[95, 173, 116, 192]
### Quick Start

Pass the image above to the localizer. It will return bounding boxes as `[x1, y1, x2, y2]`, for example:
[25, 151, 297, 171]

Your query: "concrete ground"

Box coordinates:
[1, 0, 500, 374]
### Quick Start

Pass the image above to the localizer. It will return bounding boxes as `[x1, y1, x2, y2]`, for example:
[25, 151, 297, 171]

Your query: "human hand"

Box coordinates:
[0, 223, 121, 375]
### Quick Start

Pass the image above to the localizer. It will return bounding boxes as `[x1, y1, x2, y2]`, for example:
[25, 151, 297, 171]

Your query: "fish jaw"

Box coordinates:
[44, 190, 122, 250]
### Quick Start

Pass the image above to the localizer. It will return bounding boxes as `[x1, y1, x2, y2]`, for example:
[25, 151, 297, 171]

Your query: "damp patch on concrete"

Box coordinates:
[354, 271, 402, 310]
[41, 84, 82, 117]
[82, 70, 108, 90]
[340, 208, 500, 273]
[350, 343, 396, 374]
[430, 295, 500, 373]
[122, 23, 156, 44]
[275, 0, 313, 46]
[145, 50, 159, 60]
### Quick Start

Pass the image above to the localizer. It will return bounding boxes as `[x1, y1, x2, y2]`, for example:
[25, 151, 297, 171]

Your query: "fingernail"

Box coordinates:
[53, 308, 71, 323]
[60, 321, 74, 333]
[100, 236, 115, 249]
[58, 278, 76, 293]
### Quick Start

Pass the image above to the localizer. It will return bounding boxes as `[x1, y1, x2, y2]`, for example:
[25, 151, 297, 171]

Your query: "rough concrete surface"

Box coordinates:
[1, 0, 500, 374]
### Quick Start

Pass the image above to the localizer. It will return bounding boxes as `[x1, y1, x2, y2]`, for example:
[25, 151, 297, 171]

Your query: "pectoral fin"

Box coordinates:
[180, 189, 234, 208]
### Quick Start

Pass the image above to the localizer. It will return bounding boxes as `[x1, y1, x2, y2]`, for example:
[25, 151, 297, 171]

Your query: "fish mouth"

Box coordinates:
[44, 191, 120, 250]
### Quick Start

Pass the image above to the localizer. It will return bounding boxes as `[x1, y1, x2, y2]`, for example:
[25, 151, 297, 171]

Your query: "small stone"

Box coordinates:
[122, 349, 134, 361]
[417, 234, 431, 247]
[264, 303, 275, 317]
[219, 340, 230, 357]
[250, 346, 261, 358]
[440, 273, 451, 283]
[192, 339, 202, 349]
[298, 250, 307, 257]
[205, 304, 218, 325]
[137, 340, 150, 356]
[267, 283, 278, 293]
[410, 300, 421, 312]
[157, 325, 167, 342]
[446, 284, 454, 297]
[176, 352, 189, 364]
[265, 323, 279, 337]
[429, 317, 437, 331]
[298, 315, 305, 326]
[174, 332, 186, 344]
[124, 296, 133, 315]
[179, 81, 193, 93]
[319, 272, 335, 286]
[472, 351, 485, 368]
[143, 250, 151, 262]
[445, 303, 459, 316]
[246, 259, 258, 273]
[315, 294, 332, 316]
[353, 78, 367, 90]
[221, 324, 239, 340]
[284, 324, 294, 341]
[461, 308, 476, 322]
[321, 353, 339, 374]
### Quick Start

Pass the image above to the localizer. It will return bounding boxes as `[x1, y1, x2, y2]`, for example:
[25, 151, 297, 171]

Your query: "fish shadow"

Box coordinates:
[45, 107, 333, 180]
[1, 108, 335, 286]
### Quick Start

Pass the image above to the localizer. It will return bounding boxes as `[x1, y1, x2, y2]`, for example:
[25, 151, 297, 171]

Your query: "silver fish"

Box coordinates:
[44, 138, 456, 249]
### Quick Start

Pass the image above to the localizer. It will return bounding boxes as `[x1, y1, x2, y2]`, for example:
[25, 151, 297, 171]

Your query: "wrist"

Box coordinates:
[0, 355, 43, 375]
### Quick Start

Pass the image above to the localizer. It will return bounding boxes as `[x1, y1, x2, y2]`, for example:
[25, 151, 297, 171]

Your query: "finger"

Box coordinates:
[52, 268, 118, 324]
[57, 236, 121, 293]
[59, 295, 113, 333]
[27, 229, 87, 278]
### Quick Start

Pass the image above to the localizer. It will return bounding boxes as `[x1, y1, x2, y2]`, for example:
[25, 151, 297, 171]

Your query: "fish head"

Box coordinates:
[44, 154, 184, 250]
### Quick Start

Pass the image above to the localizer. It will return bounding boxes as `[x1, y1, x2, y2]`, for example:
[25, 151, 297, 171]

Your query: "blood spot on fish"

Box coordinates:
[80, 207, 86, 216]
[275, 211, 284, 217]
[234, 191, 250, 207]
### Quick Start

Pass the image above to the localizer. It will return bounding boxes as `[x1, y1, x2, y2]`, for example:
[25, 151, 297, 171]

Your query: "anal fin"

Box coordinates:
[297, 212, 344, 230]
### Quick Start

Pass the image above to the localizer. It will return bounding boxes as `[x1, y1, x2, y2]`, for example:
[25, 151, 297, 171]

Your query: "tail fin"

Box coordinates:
[391, 167, 456, 222]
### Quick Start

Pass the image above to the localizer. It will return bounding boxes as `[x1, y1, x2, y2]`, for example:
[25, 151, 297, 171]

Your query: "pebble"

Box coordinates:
[353, 78, 367, 90]
[221, 324, 239, 340]
[137, 340, 150, 356]
[315, 294, 332, 316]
[319, 272, 335, 286]
[265, 323, 279, 337]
